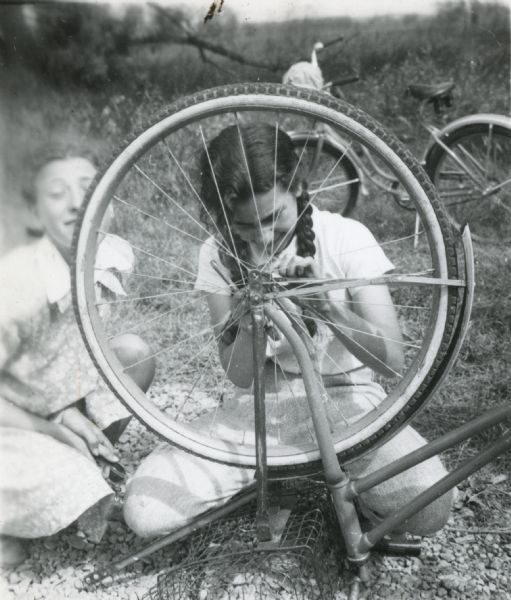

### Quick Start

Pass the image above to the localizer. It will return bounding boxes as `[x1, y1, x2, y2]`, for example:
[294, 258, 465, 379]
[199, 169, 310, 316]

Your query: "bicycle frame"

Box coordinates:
[293, 101, 511, 220]
[253, 224, 511, 594]
[421, 112, 511, 165]
[84, 224, 510, 600]
[293, 108, 511, 250]
[290, 127, 405, 199]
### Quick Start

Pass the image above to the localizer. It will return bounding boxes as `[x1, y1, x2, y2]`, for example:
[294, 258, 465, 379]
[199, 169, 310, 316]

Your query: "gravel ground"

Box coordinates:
[2, 417, 510, 600]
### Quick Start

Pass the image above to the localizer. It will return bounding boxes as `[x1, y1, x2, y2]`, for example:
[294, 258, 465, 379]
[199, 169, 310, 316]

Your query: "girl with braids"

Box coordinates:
[124, 124, 454, 540]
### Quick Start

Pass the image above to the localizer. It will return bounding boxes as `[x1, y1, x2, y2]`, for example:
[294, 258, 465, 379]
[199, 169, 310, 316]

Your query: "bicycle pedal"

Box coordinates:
[373, 537, 422, 557]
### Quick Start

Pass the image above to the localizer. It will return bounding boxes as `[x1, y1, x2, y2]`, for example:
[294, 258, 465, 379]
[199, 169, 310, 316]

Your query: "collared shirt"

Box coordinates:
[0, 236, 133, 426]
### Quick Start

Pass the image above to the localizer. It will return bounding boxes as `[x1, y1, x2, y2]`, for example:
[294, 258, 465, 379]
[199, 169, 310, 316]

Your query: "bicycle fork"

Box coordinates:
[249, 272, 369, 567]
[262, 305, 370, 577]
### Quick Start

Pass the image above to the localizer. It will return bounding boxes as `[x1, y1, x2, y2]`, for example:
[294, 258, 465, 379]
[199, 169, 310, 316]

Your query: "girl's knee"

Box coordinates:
[110, 333, 155, 392]
[123, 499, 157, 538]
[123, 482, 186, 538]
[399, 488, 455, 536]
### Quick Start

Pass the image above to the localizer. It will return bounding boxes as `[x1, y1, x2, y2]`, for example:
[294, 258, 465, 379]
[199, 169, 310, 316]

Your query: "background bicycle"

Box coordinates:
[283, 39, 511, 244]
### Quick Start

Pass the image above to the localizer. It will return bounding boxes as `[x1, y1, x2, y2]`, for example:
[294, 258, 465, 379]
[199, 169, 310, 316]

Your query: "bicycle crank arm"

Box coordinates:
[374, 537, 422, 557]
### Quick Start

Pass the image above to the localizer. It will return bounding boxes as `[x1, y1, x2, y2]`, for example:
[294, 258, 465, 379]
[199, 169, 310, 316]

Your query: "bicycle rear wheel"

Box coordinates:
[73, 83, 461, 472]
[425, 120, 511, 244]
[289, 131, 359, 216]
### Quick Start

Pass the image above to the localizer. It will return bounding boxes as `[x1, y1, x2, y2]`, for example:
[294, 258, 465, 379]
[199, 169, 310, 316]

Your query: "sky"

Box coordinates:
[151, 0, 477, 22]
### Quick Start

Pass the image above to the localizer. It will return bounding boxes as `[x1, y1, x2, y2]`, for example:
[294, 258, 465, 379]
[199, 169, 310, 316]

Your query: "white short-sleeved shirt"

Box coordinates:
[195, 208, 394, 380]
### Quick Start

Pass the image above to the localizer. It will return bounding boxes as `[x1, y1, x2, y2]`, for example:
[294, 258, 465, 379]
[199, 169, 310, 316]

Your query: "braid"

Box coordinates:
[295, 185, 316, 259]
[294, 184, 318, 337]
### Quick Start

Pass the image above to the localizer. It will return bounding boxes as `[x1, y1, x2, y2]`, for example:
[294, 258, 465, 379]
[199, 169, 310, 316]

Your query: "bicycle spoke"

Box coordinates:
[305, 231, 426, 262]
[309, 141, 353, 203]
[310, 177, 360, 195]
[269, 357, 282, 443]
[456, 142, 488, 183]
[485, 176, 511, 195]
[265, 266, 436, 294]
[96, 289, 207, 307]
[499, 200, 511, 215]
[436, 140, 486, 190]
[122, 325, 216, 371]
[284, 312, 380, 419]
[268, 271, 463, 300]
[206, 320, 253, 438]
[96, 282, 206, 307]
[170, 336, 222, 391]
[307, 133, 325, 179]
[133, 164, 223, 245]
[304, 310, 420, 349]
[297, 295, 431, 311]
[303, 312, 404, 378]
[174, 368, 210, 422]
[260, 138, 353, 272]
[269, 356, 322, 439]
[112, 194, 246, 269]
[235, 115, 268, 247]
[163, 139, 239, 256]
[106, 291, 216, 340]
[484, 123, 494, 185]
[97, 229, 199, 281]
[271, 119, 279, 261]
[199, 125, 247, 286]
[172, 345, 226, 422]
[95, 267, 192, 285]
[286, 122, 317, 193]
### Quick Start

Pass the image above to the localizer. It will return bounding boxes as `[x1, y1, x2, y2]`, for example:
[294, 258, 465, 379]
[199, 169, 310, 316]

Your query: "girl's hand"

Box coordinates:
[273, 255, 320, 279]
[273, 255, 331, 314]
[53, 407, 119, 464]
[229, 289, 253, 333]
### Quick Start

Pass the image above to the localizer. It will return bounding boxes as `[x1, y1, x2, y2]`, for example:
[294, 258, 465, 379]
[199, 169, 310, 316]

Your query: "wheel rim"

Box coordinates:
[432, 125, 511, 243]
[74, 86, 457, 468]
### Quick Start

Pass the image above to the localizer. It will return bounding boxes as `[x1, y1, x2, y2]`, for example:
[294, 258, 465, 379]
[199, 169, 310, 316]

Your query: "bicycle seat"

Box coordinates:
[406, 81, 455, 102]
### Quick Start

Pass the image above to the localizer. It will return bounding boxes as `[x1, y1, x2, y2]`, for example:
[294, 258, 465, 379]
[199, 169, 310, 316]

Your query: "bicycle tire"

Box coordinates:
[72, 83, 460, 473]
[425, 121, 511, 244]
[289, 132, 359, 216]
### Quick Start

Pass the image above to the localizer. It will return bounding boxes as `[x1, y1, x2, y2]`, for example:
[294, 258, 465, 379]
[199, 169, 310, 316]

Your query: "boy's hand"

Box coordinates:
[54, 407, 119, 464]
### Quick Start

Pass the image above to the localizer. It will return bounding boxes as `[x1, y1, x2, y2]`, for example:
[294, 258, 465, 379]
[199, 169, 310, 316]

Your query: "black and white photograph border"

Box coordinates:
[0, 1, 510, 598]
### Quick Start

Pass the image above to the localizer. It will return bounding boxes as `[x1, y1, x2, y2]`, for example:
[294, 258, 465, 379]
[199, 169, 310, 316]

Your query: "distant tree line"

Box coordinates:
[0, 1, 508, 93]
[0, 2, 278, 90]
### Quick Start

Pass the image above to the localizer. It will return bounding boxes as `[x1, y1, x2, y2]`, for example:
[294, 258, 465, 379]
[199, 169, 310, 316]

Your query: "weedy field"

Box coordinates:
[1, 1, 510, 598]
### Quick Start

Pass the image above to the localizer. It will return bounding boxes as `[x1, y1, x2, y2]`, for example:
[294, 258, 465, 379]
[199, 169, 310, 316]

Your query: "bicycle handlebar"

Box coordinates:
[329, 75, 360, 87]
[310, 36, 345, 67]
[318, 35, 345, 50]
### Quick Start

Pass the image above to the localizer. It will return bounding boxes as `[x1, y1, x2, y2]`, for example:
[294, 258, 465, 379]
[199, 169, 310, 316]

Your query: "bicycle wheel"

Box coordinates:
[73, 83, 461, 473]
[289, 131, 359, 216]
[425, 120, 511, 244]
